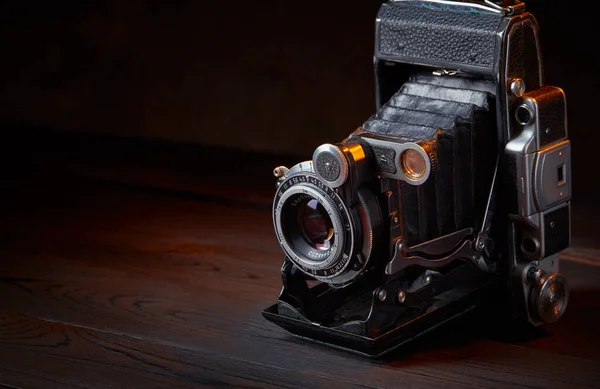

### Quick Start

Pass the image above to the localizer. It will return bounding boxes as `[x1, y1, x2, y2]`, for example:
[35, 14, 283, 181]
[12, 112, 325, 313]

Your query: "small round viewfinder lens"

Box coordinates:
[401, 149, 427, 180]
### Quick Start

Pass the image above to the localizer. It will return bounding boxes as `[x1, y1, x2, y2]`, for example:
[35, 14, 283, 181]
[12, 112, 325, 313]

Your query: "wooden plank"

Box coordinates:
[1, 238, 600, 361]
[2, 288, 600, 389]
[1, 262, 599, 389]
[0, 310, 383, 389]
[1, 178, 600, 388]
[1, 143, 600, 387]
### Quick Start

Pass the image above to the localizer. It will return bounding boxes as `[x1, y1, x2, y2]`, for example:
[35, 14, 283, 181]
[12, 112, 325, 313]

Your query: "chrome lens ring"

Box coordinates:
[273, 167, 356, 282]
[275, 185, 345, 270]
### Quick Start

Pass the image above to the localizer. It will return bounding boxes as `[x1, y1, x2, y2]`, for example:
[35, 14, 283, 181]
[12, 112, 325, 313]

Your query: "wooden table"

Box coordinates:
[0, 131, 599, 388]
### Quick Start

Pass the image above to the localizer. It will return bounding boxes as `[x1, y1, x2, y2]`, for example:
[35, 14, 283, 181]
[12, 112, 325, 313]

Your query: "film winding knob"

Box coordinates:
[528, 269, 569, 324]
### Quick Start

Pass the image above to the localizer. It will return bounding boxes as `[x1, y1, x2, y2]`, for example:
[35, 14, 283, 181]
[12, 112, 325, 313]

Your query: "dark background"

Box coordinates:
[1, 1, 598, 193]
[1, 3, 599, 386]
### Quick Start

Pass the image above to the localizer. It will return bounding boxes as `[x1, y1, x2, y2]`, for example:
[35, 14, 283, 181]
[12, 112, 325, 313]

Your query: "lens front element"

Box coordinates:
[274, 177, 347, 274]
[298, 199, 334, 251]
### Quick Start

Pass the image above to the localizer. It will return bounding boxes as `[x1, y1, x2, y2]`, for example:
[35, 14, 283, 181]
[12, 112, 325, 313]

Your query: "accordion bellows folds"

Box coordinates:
[360, 73, 498, 247]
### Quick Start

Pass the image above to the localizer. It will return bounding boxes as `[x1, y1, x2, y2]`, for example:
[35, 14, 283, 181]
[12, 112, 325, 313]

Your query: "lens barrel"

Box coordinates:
[272, 161, 380, 286]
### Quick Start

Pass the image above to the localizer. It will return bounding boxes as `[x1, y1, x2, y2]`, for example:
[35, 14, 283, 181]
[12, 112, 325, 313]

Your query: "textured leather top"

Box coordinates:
[377, 2, 503, 69]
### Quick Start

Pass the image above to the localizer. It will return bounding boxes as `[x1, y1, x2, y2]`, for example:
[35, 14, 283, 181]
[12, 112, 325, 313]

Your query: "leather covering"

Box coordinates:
[359, 73, 497, 246]
[376, 2, 504, 72]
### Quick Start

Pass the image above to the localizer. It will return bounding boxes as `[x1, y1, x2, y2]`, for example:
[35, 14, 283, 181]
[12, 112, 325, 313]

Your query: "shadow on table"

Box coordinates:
[379, 283, 600, 365]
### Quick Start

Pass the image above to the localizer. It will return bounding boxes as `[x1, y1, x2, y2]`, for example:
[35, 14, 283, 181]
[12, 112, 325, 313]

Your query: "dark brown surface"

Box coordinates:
[0, 133, 599, 388]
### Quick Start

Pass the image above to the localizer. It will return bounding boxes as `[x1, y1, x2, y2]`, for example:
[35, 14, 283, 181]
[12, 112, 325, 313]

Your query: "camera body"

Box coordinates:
[263, 0, 571, 357]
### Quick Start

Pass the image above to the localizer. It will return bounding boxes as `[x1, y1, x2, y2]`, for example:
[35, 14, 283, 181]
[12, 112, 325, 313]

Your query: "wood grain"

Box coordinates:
[0, 311, 388, 389]
[1, 136, 599, 388]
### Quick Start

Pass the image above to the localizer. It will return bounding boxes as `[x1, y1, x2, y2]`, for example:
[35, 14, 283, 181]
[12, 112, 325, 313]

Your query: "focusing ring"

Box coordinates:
[274, 184, 346, 271]
[272, 163, 357, 284]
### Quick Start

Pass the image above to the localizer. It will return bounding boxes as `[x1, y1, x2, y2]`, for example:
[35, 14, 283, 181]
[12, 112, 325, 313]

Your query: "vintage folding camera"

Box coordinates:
[263, 0, 571, 357]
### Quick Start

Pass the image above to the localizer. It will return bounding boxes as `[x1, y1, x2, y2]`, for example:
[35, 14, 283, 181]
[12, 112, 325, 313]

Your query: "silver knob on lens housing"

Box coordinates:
[313, 144, 349, 188]
[273, 166, 289, 178]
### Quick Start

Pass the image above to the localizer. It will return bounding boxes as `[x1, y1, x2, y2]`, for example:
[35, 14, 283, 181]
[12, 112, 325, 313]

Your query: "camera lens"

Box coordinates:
[278, 191, 341, 265]
[273, 164, 381, 285]
[298, 199, 334, 251]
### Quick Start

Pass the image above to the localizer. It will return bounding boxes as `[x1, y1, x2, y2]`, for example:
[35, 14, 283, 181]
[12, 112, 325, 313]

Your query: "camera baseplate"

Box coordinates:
[263, 259, 493, 357]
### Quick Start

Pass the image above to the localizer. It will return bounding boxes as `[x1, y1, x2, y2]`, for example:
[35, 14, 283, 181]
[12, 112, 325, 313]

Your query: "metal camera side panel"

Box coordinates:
[505, 91, 571, 324]
[499, 15, 571, 326]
